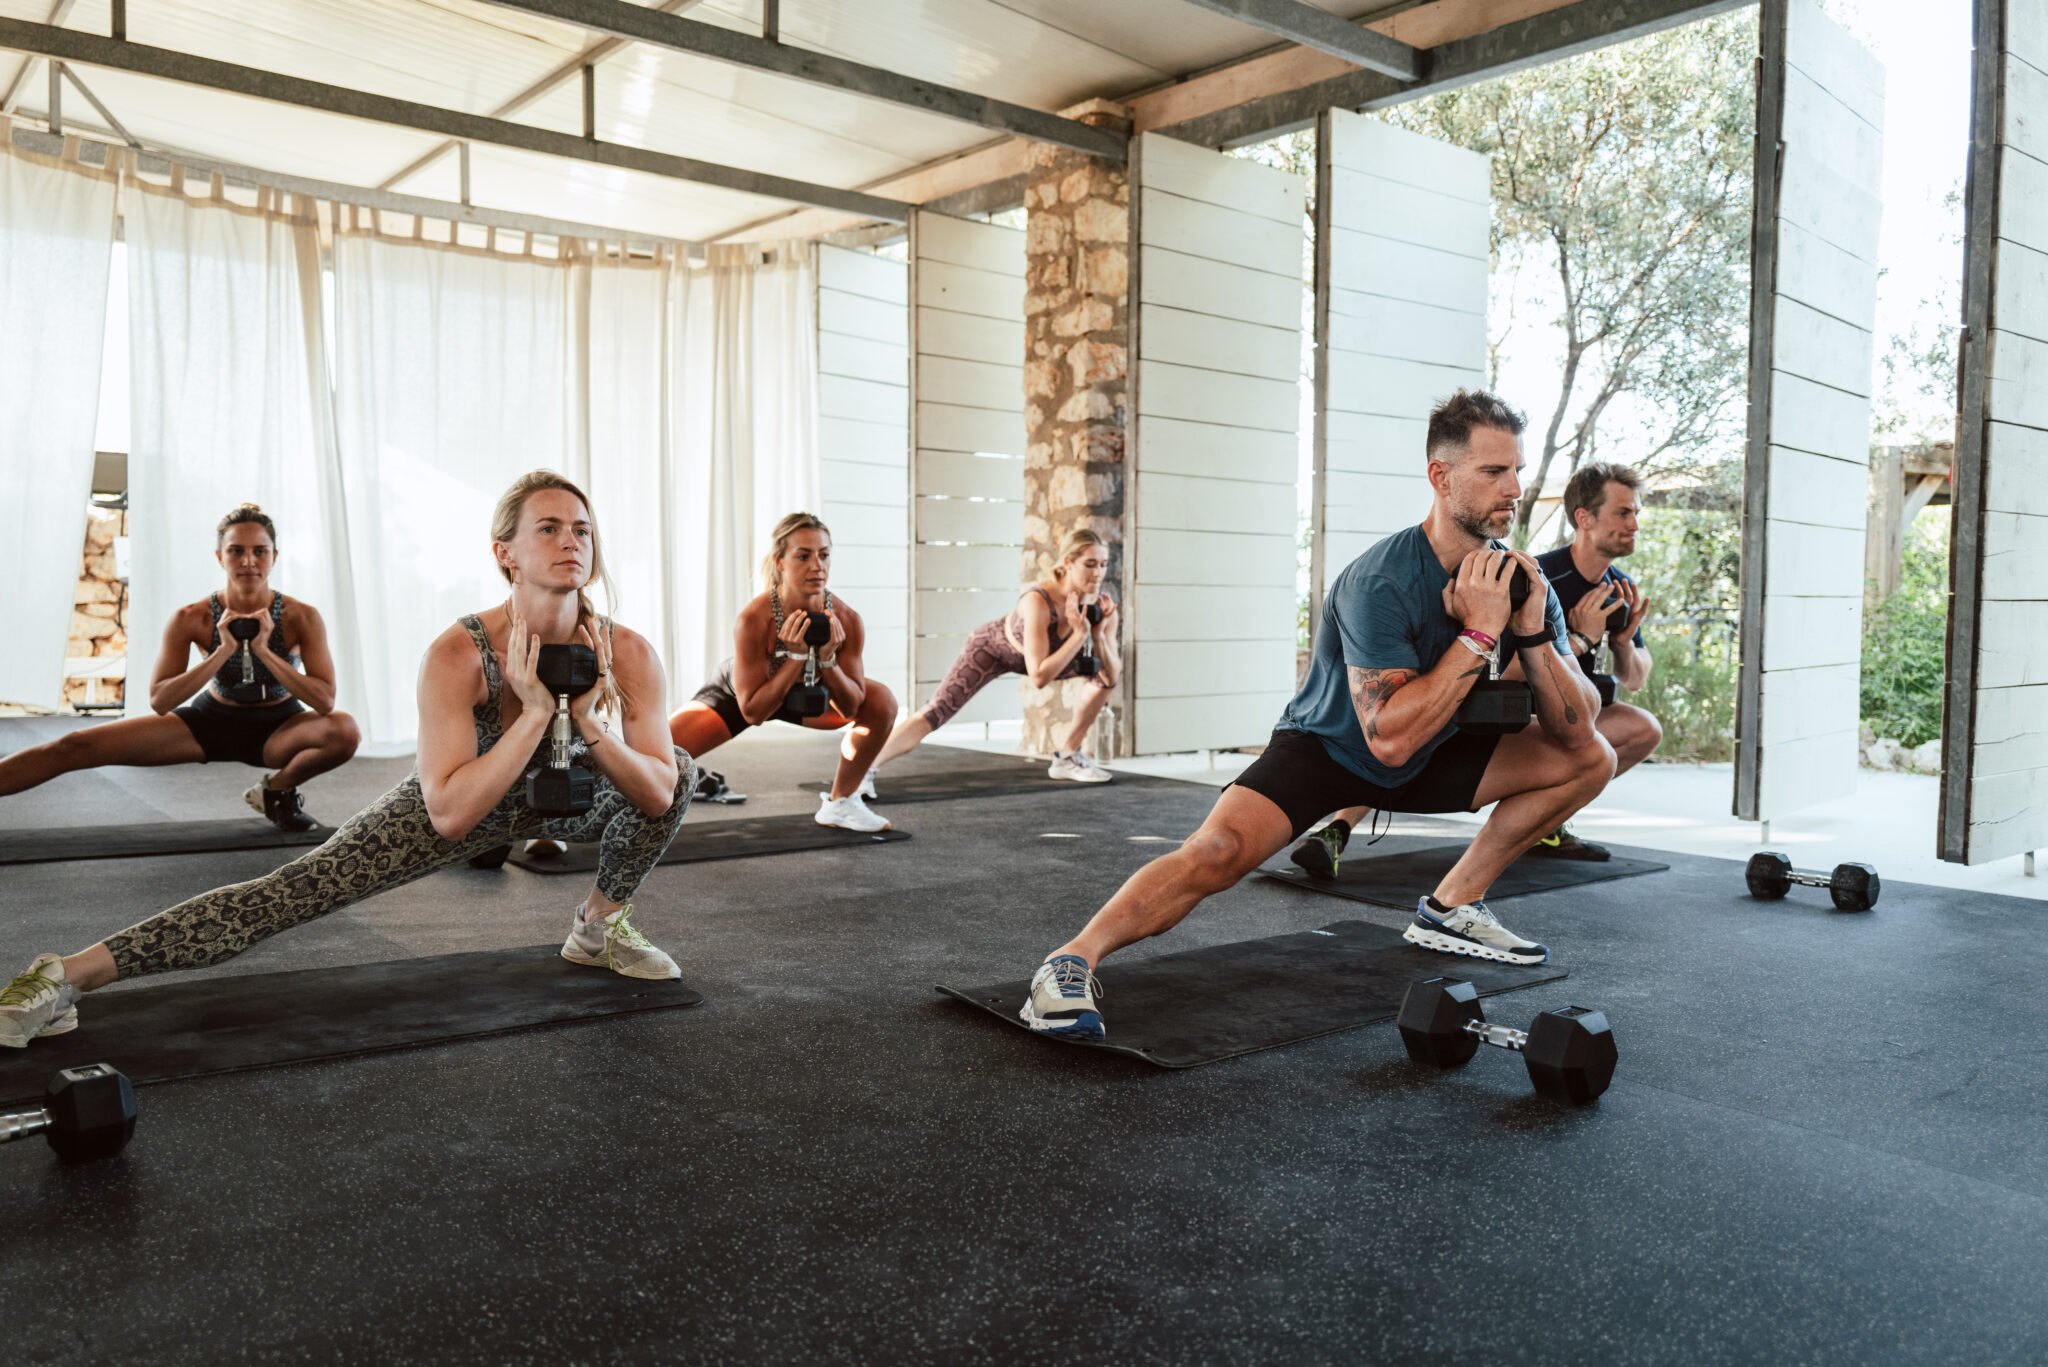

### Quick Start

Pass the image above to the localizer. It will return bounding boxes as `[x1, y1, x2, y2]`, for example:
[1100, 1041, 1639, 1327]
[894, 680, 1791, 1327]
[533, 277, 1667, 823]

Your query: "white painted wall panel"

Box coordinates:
[1128, 133, 1304, 754]
[1316, 109, 1490, 601]
[1735, 0, 1884, 823]
[818, 244, 910, 705]
[910, 211, 1026, 718]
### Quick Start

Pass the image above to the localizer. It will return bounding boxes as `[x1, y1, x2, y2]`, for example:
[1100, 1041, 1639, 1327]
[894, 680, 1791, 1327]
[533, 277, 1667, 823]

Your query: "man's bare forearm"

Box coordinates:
[1516, 643, 1598, 746]
[1353, 644, 1490, 769]
[1611, 639, 1651, 692]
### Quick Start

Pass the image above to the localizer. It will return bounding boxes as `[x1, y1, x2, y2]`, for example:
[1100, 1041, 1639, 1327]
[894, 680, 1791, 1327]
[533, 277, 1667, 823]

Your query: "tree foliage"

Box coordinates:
[1376, 11, 1759, 543]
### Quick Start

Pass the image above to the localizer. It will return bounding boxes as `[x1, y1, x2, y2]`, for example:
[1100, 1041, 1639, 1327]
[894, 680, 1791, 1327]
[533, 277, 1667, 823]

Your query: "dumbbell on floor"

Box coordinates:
[527, 643, 598, 816]
[2, 1063, 136, 1163]
[1745, 852, 1880, 912]
[1396, 978, 1618, 1104]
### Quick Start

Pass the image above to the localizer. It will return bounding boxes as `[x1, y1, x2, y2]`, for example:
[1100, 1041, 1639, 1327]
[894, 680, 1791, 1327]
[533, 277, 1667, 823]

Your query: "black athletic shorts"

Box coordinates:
[1231, 726, 1501, 841]
[172, 691, 306, 767]
[690, 657, 834, 736]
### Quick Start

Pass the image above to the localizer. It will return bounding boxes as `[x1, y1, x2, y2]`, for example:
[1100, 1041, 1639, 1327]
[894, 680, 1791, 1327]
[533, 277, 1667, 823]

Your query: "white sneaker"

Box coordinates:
[560, 905, 681, 980]
[816, 792, 890, 832]
[0, 954, 81, 1048]
[1402, 897, 1549, 965]
[857, 768, 878, 801]
[1019, 955, 1105, 1039]
[1048, 751, 1112, 783]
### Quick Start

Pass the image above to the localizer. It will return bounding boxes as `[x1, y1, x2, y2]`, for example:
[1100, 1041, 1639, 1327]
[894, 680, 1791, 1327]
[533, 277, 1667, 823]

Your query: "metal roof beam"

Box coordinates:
[1170, 0, 1421, 80]
[1161, 0, 1750, 147]
[0, 16, 912, 221]
[471, 0, 1128, 162]
[378, 0, 702, 193]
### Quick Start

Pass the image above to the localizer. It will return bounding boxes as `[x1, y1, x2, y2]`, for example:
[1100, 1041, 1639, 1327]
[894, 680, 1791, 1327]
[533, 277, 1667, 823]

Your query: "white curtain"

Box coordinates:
[669, 241, 820, 692]
[577, 248, 683, 676]
[0, 132, 116, 709]
[330, 226, 572, 746]
[125, 181, 361, 724]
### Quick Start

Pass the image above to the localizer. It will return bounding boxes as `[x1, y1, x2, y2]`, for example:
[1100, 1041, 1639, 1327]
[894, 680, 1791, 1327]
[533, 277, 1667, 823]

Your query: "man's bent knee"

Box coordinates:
[1181, 827, 1258, 891]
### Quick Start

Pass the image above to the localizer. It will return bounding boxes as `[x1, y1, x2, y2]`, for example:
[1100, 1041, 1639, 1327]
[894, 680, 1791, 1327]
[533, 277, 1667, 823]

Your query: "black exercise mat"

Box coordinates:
[1262, 842, 1668, 910]
[799, 764, 1129, 805]
[0, 946, 702, 1103]
[0, 818, 336, 865]
[502, 815, 910, 873]
[937, 919, 1566, 1068]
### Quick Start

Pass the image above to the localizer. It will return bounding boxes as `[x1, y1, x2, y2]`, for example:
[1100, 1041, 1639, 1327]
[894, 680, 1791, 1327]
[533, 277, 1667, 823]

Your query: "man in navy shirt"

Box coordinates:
[1526, 462, 1662, 860]
[1018, 390, 1615, 1042]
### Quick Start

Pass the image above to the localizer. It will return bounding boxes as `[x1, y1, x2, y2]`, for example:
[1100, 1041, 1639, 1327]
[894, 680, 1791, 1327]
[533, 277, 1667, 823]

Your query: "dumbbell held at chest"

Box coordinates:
[1745, 851, 1880, 911]
[527, 643, 598, 816]
[227, 615, 262, 686]
[1073, 601, 1103, 678]
[1454, 562, 1536, 735]
[2, 1063, 137, 1163]
[1397, 978, 1617, 1104]
[785, 611, 835, 719]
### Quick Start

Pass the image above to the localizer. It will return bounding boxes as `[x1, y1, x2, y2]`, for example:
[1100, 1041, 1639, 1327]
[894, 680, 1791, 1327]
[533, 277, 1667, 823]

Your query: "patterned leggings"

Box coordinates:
[919, 618, 1110, 730]
[104, 750, 697, 981]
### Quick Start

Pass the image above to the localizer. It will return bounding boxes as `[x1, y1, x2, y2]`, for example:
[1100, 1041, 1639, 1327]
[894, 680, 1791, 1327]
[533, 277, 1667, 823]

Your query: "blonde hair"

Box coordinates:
[490, 470, 620, 716]
[1050, 528, 1107, 581]
[762, 512, 831, 589]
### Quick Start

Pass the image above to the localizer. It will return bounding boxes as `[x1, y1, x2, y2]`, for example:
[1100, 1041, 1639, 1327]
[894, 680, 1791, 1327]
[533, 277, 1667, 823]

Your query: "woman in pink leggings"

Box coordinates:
[873, 529, 1120, 783]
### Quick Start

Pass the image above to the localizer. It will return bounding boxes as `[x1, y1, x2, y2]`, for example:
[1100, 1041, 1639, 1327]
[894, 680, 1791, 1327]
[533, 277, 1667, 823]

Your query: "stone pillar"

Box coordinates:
[67, 506, 128, 710]
[1020, 101, 1131, 758]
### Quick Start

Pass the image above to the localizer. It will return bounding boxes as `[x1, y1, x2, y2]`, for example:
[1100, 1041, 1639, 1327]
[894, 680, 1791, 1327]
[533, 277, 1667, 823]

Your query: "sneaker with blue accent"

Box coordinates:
[1020, 954, 1105, 1039]
[1402, 896, 1548, 965]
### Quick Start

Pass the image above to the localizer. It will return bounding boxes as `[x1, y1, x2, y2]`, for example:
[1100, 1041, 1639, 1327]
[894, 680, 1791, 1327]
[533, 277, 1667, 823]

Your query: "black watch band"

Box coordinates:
[1506, 628, 1554, 652]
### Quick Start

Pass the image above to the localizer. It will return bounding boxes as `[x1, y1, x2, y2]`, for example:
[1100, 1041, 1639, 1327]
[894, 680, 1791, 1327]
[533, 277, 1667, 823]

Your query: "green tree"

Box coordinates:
[1377, 11, 1759, 543]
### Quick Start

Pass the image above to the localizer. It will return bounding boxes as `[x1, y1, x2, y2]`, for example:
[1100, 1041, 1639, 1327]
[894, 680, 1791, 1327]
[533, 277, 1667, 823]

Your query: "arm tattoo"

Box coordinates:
[1348, 667, 1415, 745]
[1539, 650, 1579, 726]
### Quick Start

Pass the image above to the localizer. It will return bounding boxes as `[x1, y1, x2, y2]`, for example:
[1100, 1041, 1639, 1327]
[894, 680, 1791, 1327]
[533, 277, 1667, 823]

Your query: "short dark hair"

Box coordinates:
[1562, 462, 1643, 532]
[1426, 389, 1527, 464]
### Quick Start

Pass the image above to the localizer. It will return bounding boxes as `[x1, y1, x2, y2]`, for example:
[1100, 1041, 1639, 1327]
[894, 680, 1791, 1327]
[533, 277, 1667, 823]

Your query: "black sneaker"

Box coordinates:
[1288, 821, 1350, 880]
[1524, 825, 1610, 861]
[245, 782, 317, 833]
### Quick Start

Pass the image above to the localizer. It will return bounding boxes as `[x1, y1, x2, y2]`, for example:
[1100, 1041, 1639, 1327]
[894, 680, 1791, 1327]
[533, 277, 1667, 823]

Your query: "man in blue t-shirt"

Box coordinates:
[1525, 462, 1662, 861]
[1018, 390, 1616, 1043]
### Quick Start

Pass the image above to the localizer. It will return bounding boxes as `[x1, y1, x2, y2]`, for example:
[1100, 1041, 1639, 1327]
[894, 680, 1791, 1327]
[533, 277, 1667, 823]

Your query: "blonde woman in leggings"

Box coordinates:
[0, 471, 695, 1048]
[872, 528, 1119, 783]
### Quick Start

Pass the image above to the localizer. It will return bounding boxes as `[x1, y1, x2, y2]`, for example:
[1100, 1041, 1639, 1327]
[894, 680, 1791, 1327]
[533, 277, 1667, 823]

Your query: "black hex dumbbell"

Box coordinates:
[227, 615, 262, 688]
[527, 643, 598, 816]
[1745, 851, 1880, 912]
[1073, 601, 1103, 677]
[1396, 978, 1618, 1105]
[1454, 564, 1534, 735]
[1, 1063, 137, 1162]
[785, 612, 834, 718]
[1589, 672, 1618, 708]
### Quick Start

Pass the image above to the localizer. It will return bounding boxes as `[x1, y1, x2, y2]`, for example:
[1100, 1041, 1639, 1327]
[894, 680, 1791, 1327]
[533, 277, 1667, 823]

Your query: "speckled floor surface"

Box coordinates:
[2, 717, 2044, 1365]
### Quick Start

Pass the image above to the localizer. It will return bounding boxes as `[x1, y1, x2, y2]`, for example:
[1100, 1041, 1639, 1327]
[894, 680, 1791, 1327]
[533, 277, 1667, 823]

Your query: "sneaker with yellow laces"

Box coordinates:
[0, 954, 82, 1048]
[560, 904, 680, 980]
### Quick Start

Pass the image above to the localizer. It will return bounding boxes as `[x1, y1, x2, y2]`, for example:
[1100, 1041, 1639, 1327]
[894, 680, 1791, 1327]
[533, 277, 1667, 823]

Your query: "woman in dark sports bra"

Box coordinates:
[668, 512, 897, 833]
[872, 528, 1119, 783]
[0, 504, 360, 831]
[0, 471, 696, 1049]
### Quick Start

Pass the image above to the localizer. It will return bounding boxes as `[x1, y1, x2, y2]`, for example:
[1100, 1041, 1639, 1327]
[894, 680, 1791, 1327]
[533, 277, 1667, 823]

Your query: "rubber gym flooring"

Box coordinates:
[3, 715, 2045, 1365]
